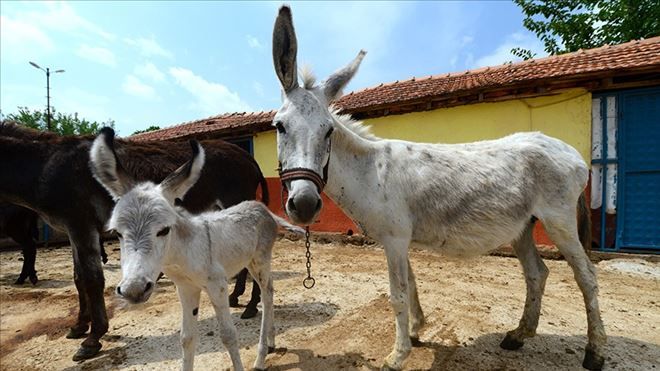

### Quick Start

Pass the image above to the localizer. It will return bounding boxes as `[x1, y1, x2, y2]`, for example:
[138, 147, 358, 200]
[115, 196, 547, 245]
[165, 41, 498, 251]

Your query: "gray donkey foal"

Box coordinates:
[89, 132, 301, 371]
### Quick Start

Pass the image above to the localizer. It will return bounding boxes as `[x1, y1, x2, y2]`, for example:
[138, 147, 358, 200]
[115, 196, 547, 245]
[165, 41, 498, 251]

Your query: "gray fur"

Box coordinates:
[89, 136, 300, 371]
[271, 6, 606, 370]
[272, 5, 298, 92]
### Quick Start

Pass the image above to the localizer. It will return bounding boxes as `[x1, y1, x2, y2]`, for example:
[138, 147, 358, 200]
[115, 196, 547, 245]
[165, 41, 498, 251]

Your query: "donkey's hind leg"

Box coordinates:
[543, 212, 606, 371]
[248, 261, 275, 371]
[407, 260, 425, 346]
[207, 279, 244, 371]
[500, 219, 549, 350]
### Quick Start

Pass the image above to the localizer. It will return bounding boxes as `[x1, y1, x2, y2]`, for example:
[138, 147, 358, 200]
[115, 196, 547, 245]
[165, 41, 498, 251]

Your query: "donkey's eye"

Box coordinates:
[274, 121, 286, 134]
[157, 227, 171, 237]
[325, 127, 334, 139]
[115, 231, 123, 239]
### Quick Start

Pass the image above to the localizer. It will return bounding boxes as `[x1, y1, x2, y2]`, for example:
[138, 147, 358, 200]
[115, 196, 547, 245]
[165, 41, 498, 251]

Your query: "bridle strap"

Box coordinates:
[279, 168, 325, 193]
[278, 140, 332, 194]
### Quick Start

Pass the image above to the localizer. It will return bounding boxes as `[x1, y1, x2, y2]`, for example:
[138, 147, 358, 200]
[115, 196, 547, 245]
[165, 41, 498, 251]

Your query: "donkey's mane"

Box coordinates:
[330, 108, 380, 141]
[300, 65, 317, 90]
[0, 120, 96, 142]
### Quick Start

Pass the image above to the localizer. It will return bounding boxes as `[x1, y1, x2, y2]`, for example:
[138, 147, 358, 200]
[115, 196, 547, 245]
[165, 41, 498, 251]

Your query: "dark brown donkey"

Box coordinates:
[1, 202, 110, 285]
[0, 122, 269, 361]
[0, 203, 40, 284]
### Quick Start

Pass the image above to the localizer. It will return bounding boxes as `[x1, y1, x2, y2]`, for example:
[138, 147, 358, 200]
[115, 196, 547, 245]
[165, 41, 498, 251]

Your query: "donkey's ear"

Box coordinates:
[272, 5, 299, 93]
[160, 140, 205, 204]
[89, 127, 134, 200]
[322, 50, 366, 102]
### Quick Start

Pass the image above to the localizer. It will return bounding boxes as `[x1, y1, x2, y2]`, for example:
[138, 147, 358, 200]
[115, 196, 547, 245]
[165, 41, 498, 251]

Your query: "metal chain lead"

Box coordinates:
[303, 226, 315, 289]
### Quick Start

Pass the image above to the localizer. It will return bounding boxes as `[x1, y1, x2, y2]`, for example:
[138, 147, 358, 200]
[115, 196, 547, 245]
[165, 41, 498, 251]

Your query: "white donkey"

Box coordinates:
[270, 6, 605, 371]
[89, 132, 302, 371]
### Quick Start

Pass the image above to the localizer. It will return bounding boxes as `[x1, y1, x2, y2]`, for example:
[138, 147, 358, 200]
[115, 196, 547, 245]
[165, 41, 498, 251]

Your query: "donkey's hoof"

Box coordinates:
[72, 343, 102, 361]
[582, 349, 604, 371]
[381, 364, 399, 371]
[499, 333, 524, 350]
[241, 306, 259, 319]
[66, 326, 89, 339]
[229, 295, 240, 308]
[410, 337, 423, 347]
[29, 274, 39, 285]
[14, 276, 27, 285]
[253, 368, 268, 371]
[268, 346, 276, 354]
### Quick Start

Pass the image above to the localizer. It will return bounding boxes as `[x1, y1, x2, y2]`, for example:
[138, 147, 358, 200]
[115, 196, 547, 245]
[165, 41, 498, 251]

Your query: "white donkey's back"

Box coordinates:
[381, 131, 588, 257]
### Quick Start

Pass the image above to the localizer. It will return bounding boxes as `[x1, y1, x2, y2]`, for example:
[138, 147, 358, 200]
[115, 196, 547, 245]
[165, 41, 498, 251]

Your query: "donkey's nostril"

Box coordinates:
[287, 198, 297, 211]
[116, 286, 122, 296]
[144, 281, 153, 293]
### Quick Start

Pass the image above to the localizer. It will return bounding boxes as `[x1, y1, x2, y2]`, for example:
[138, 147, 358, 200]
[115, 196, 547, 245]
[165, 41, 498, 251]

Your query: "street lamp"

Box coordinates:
[29, 61, 65, 132]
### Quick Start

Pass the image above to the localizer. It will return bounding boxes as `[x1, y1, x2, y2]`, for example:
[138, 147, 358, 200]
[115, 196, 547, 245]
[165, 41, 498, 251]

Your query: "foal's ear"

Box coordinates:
[89, 127, 135, 200]
[160, 140, 205, 204]
[272, 5, 299, 93]
[322, 50, 366, 103]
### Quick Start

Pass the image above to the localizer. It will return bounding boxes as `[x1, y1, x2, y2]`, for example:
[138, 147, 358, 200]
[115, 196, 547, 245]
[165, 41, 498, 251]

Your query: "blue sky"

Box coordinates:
[1, 1, 546, 136]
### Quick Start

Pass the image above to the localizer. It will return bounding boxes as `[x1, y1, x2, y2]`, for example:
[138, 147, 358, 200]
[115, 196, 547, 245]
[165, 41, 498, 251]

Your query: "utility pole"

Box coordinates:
[29, 61, 65, 132]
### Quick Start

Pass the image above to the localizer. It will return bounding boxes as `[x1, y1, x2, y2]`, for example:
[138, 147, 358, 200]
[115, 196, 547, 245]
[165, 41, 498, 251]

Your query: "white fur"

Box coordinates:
[89, 136, 298, 371]
[272, 7, 606, 369]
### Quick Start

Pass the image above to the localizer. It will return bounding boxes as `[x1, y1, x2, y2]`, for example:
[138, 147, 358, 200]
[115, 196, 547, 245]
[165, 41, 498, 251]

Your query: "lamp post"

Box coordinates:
[29, 61, 65, 132]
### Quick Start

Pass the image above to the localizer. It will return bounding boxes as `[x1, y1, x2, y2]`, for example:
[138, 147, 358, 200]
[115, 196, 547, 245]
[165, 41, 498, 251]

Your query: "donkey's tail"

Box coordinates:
[268, 211, 305, 235]
[249, 154, 270, 206]
[577, 191, 592, 256]
[259, 172, 270, 206]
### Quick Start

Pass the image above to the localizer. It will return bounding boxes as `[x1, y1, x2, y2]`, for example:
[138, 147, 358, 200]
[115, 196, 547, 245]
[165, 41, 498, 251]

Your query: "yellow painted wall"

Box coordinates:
[366, 88, 592, 162]
[254, 131, 279, 177]
[252, 88, 592, 176]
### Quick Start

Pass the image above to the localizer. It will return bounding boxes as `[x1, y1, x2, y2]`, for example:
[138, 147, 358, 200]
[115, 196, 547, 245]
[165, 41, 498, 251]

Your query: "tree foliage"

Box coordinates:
[513, 0, 660, 59]
[132, 125, 161, 135]
[2, 106, 115, 136]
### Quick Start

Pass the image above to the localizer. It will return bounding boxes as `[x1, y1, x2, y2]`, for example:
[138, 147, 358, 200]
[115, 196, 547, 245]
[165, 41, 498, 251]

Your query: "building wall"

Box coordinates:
[254, 88, 593, 243]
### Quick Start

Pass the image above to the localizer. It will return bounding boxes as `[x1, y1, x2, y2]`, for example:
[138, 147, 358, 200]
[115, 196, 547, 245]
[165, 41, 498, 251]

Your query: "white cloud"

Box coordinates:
[253, 81, 265, 97]
[124, 37, 173, 59]
[474, 32, 546, 68]
[122, 75, 158, 100]
[76, 44, 117, 67]
[134, 62, 165, 83]
[0, 15, 55, 63]
[246, 35, 262, 49]
[55, 87, 112, 124]
[169, 67, 251, 116]
[23, 2, 115, 41]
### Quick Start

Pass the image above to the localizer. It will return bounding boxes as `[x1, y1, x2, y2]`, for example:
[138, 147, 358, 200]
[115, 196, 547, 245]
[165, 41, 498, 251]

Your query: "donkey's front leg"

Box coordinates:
[207, 279, 244, 371]
[175, 282, 201, 371]
[69, 228, 108, 361]
[382, 239, 412, 371]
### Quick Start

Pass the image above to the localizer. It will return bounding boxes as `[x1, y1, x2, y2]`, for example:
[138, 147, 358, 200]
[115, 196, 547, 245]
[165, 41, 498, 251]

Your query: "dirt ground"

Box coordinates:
[1, 238, 658, 370]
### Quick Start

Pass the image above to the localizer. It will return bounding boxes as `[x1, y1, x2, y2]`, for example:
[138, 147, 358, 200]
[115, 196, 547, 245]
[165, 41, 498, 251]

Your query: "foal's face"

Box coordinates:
[272, 5, 365, 225]
[110, 185, 175, 304]
[89, 128, 205, 305]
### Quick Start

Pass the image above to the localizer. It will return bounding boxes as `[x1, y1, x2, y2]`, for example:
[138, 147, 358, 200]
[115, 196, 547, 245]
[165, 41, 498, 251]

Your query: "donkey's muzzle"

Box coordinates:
[116, 279, 154, 304]
[286, 193, 322, 225]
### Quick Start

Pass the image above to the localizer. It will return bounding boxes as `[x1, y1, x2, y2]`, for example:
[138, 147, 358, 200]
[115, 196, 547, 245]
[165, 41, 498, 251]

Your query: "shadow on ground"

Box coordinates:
[64, 300, 340, 371]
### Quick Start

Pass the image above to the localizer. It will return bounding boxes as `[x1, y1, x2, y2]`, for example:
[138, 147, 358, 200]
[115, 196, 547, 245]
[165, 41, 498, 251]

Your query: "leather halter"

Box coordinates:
[278, 141, 331, 194]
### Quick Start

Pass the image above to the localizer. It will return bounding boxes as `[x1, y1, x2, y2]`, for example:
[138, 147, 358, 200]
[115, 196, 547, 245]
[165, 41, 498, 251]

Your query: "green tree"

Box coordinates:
[3, 106, 115, 135]
[513, 0, 660, 59]
[132, 125, 161, 135]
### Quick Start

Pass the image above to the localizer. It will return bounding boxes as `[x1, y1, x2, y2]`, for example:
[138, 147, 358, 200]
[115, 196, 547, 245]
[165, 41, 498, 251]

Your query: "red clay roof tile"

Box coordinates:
[132, 37, 660, 142]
